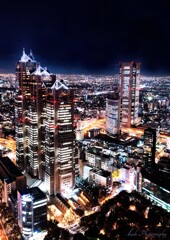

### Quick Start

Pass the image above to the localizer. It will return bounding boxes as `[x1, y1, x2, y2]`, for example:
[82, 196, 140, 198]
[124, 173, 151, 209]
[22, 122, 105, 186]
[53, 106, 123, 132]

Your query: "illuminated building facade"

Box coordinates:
[135, 166, 142, 192]
[28, 70, 41, 178]
[45, 80, 76, 195]
[143, 127, 156, 167]
[89, 169, 112, 188]
[120, 62, 141, 127]
[15, 49, 38, 171]
[28, 66, 55, 178]
[106, 96, 120, 136]
[142, 180, 170, 212]
[0, 156, 26, 206]
[15, 50, 76, 194]
[18, 187, 47, 239]
[15, 50, 56, 178]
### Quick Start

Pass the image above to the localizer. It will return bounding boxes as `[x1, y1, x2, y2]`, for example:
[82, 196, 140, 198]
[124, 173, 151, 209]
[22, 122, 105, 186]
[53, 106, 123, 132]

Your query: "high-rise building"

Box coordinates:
[0, 156, 26, 205]
[120, 62, 141, 128]
[106, 95, 120, 136]
[28, 66, 55, 179]
[17, 187, 47, 239]
[15, 49, 38, 172]
[15, 50, 56, 178]
[143, 127, 157, 167]
[15, 50, 76, 194]
[45, 80, 76, 195]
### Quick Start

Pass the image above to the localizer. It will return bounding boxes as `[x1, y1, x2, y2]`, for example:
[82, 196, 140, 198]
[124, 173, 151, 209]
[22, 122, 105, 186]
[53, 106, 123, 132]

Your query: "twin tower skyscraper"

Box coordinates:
[15, 49, 77, 195]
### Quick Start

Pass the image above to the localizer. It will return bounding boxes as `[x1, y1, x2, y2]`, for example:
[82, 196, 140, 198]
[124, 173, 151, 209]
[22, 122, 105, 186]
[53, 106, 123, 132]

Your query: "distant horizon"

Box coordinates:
[1, 68, 170, 77]
[1, 56, 170, 77]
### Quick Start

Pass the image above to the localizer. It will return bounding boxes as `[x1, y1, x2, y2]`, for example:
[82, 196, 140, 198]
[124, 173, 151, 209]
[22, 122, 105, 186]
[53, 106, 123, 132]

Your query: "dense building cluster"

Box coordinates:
[0, 51, 169, 239]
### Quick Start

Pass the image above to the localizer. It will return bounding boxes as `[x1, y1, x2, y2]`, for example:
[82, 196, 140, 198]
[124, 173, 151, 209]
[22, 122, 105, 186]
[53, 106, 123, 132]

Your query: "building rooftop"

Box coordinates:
[20, 48, 36, 63]
[90, 168, 111, 177]
[19, 187, 46, 201]
[0, 157, 23, 184]
[51, 79, 68, 90]
[142, 181, 170, 204]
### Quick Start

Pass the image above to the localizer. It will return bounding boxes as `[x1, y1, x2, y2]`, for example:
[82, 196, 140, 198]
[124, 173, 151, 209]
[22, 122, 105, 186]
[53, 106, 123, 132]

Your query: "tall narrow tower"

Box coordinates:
[143, 127, 157, 168]
[27, 66, 50, 178]
[120, 62, 141, 128]
[15, 49, 37, 171]
[106, 94, 120, 137]
[45, 80, 75, 195]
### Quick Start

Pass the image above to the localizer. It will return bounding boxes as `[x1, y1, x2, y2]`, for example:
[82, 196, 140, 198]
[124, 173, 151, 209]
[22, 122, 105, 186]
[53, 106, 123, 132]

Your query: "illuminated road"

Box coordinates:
[79, 118, 106, 133]
[79, 118, 145, 137]
[158, 134, 170, 144]
[0, 220, 8, 240]
[156, 134, 170, 163]
[0, 138, 16, 152]
[80, 119, 170, 148]
[122, 127, 144, 137]
[0, 138, 16, 163]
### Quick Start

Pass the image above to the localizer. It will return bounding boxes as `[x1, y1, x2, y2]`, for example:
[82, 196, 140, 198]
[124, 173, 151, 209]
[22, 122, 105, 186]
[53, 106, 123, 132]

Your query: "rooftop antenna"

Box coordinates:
[30, 49, 34, 59]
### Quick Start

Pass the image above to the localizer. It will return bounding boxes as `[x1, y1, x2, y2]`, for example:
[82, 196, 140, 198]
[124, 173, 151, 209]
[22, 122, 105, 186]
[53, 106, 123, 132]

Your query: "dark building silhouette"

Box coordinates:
[143, 128, 157, 167]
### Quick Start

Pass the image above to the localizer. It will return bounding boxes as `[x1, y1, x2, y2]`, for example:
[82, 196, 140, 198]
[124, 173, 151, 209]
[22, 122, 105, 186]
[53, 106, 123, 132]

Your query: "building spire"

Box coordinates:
[20, 48, 36, 62]
[29, 49, 34, 60]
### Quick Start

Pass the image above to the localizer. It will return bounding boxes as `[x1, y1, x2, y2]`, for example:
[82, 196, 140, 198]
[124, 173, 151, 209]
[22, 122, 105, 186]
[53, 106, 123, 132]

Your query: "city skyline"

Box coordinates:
[0, 1, 170, 75]
[0, 50, 169, 239]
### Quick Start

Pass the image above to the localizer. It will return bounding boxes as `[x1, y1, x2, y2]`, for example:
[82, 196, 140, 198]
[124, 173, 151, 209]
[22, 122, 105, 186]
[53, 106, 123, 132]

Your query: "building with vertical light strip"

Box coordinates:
[17, 187, 47, 239]
[15, 50, 56, 178]
[45, 80, 75, 195]
[143, 127, 157, 168]
[120, 62, 141, 128]
[15, 93, 24, 168]
[15, 50, 76, 195]
[28, 66, 55, 179]
[106, 95, 120, 136]
[15, 49, 38, 171]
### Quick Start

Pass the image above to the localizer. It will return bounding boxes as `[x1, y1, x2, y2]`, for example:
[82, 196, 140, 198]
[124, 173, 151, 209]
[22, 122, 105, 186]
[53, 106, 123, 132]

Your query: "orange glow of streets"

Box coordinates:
[0, 138, 16, 163]
[0, 138, 16, 152]
[0, 220, 8, 240]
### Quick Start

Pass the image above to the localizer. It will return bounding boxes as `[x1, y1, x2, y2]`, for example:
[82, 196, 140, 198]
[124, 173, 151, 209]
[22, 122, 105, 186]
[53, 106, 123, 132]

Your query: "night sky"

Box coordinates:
[0, 0, 170, 75]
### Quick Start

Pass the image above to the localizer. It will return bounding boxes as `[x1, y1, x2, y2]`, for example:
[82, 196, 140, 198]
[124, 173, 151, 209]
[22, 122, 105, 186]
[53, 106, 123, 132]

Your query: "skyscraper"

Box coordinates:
[28, 66, 55, 179]
[15, 49, 38, 171]
[15, 51, 55, 177]
[106, 95, 120, 136]
[17, 187, 47, 239]
[143, 127, 157, 168]
[120, 62, 141, 128]
[15, 50, 76, 194]
[45, 80, 76, 195]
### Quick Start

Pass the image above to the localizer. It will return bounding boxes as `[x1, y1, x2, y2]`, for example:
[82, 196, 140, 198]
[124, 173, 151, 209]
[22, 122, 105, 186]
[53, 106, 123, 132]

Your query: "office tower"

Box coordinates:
[45, 80, 76, 195]
[15, 50, 76, 194]
[28, 67, 42, 178]
[15, 49, 38, 171]
[106, 95, 120, 136]
[135, 166, 142, 192]
[143, 128, 157, 168]
[15, 50, 56, 178]
[89, 169, 112, 189]
[18, 187, 47, 239]
[0, 156, 26, 205]
[120, 62, 141, 128]
[28, 66, 55, 178]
